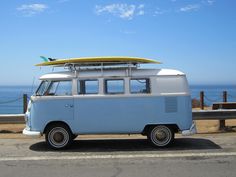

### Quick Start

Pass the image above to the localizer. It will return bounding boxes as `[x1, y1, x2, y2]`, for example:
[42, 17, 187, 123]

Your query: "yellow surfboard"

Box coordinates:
[35, 56, 161, 66]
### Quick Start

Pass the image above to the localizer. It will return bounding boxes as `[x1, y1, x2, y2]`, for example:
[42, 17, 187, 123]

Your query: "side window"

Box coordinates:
[36, 81, 50, 96]
[46, 81, 72, 96]
[105, 79, 124, 94]
[78, 80, 99, 94]
[130, 78, 150, 94]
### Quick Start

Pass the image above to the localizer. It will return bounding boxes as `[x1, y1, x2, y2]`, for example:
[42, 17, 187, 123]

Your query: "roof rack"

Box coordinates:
[52, 62, 140, 77]
[61, 62, 139, 71]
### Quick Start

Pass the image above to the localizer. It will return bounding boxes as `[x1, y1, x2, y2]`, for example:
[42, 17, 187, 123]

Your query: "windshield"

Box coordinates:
[35, 81, 50, 96]
[46, 81, 72, 96]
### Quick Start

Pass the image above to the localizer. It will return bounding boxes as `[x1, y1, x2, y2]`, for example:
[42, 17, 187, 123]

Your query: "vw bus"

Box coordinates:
[23, 58, 196, 149]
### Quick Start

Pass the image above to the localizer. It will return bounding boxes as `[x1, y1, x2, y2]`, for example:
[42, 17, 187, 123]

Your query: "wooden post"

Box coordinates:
[23, 94, 28, 113]
[219, 91, 227, 130]
[200, 91, 204, 110]
[223, 91, 227, 102]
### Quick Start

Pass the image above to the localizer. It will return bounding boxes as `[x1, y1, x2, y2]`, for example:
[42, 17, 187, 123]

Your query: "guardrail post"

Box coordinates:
[223, 91, 227, 102]
[23, 94, 28, 113]
[200, 91, 204, 110]
[219, 91, 227, 130]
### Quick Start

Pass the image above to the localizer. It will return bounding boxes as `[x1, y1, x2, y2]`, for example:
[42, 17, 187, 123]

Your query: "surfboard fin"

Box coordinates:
[40, 56, 56, 62]
[40, 56, 49, 62]
[48, 58, 56, 61]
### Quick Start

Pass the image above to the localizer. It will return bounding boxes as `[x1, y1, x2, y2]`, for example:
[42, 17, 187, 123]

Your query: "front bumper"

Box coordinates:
[23, 128, 42, 137]
[181, 122, 197, 136]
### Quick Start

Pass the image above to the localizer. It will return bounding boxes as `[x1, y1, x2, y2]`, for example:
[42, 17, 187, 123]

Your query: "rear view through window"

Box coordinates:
[78, 80, 99, 94]
[105, 79, 124, 94]
[130, 79, 150, 94]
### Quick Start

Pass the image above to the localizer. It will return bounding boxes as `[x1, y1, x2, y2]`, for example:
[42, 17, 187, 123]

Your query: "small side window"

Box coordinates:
[78, 80, 98, 94]
[130, 79, 150, 94]
[46, 81, 72, 96]
[105, 79, 124, 94]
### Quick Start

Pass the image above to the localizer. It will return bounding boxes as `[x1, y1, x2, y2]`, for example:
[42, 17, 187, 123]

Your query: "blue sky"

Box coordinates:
[0, 0, 235, 85]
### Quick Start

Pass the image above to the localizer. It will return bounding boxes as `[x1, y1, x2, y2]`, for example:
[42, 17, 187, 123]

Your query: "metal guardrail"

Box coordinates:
[1, 110, 236, 124]
[192, 109, 236, 120]
[0, 114, 25, 124]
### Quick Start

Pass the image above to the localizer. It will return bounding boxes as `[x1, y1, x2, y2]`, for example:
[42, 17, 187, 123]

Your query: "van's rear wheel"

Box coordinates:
[45, 123, 72, 150]
[148, 125, 174, 147]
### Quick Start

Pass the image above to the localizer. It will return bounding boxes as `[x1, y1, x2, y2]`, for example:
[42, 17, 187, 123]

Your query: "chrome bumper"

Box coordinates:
[23, 128, 42, 137]
[181, 122, 197, 136]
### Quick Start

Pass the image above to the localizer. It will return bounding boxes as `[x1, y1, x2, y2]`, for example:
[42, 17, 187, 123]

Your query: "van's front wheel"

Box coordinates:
[45, 123, 72, 150]
[148, 125, 174, 147]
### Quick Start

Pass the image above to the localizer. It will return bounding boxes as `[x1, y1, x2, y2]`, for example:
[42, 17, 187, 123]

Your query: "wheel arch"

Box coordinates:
[43, 121, 72, 134]
[142, 124, 179, 135]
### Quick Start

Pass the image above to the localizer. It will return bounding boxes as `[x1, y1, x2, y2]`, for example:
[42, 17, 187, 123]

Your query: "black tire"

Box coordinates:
[147, 125, 174, 147]
[45, 123, 72, 150]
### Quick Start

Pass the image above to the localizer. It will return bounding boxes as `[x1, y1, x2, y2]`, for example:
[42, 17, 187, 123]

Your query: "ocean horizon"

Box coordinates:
[0, 84, 236, 114]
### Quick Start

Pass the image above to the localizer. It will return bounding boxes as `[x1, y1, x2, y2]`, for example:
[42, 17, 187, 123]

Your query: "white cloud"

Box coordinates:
[205, 0, 215, 5]
[137, 4, 145, 9]
[179, 4, 200, 12]
[154, 8, 170, 15]
[57, 0, 70, 3]
[137, 4, 145, 16]
[137, 10, 145, 16]
[121, 30, 136, 34]
[95, 1, 214, 19]
[95, 4, 145, 20]
[17, 4, 48, 16]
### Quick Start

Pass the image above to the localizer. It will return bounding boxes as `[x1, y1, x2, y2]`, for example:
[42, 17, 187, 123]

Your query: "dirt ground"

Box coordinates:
[0, 124, 24, 133]
[195, 119, 236, 133]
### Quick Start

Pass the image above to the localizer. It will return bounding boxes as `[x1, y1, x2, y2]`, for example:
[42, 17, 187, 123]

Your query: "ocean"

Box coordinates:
[0, 86, 36, 114]
[0, 85, 236, 114]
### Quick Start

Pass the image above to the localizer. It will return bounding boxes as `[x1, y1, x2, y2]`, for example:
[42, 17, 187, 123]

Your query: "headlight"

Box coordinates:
[24, 114, 28, 122]
[27, 100, 32, 112]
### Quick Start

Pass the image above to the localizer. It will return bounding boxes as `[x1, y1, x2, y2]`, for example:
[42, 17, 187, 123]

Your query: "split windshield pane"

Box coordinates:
[36, 81, 50, 96]
[46, 81, 72, 96]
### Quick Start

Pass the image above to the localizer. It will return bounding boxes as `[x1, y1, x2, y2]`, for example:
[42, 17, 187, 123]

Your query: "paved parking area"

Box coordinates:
[0, 133, 236, 177]
[0, 133, 236, 158]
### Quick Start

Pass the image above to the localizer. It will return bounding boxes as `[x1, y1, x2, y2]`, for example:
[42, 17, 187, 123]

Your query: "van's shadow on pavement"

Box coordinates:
[29, 138, 221, 152]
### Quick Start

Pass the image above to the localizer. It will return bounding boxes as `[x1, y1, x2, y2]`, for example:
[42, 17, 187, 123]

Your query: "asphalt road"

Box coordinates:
[0, 133, 236, 177]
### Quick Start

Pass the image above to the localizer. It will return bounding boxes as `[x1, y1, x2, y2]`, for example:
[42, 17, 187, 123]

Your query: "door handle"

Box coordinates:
[65, 104, 73, 108]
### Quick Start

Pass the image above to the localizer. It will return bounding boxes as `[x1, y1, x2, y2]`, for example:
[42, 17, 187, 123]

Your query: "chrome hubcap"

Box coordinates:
[53, 132, 64, 143]
[155, 130, 167, 141]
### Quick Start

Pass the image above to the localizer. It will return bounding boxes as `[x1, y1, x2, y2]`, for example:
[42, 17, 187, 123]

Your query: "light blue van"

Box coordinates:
[23, 66, 196, 149]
